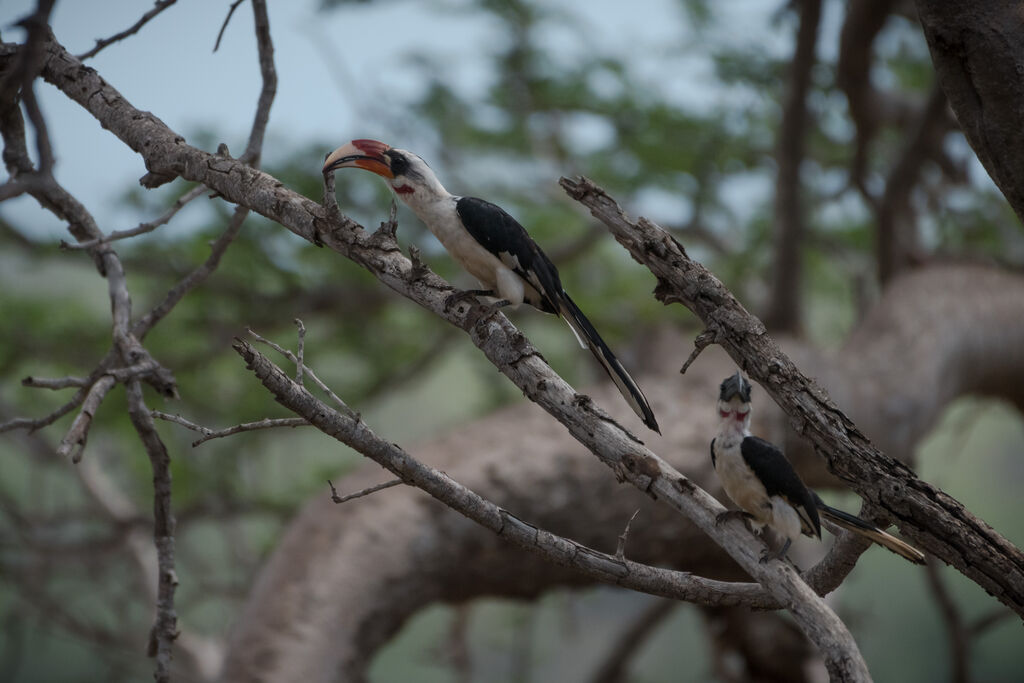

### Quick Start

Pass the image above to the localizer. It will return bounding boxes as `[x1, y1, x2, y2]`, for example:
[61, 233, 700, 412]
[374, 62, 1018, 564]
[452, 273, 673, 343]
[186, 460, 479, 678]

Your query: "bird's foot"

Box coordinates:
[759, 538, 792, 564]
[715, 509, 754, 532]
[444, 288, 495, 312]
[477, 298, 511, 318]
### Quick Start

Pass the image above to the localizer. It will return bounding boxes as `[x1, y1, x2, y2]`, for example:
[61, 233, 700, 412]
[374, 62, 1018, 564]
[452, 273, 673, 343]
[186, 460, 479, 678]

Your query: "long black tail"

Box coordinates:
[556, 292, 660, 433]
[813, 494, 925, 564]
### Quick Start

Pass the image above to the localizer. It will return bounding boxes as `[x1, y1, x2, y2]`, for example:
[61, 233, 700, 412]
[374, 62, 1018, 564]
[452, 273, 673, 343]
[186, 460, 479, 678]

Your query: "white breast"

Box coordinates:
[713, 438, 771, 527]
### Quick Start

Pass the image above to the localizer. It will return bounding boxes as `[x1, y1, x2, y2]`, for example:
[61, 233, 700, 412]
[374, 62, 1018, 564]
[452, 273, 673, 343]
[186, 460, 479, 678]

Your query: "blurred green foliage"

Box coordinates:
[2, 0, 1022, 681]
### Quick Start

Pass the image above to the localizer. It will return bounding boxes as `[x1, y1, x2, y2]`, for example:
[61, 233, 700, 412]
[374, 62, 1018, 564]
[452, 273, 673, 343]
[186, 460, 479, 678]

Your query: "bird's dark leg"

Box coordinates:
[715, 509, 755, 532]
[444, 288, 496, 311]
[760, 537, 792, 564]
[476, 298, 512, 318]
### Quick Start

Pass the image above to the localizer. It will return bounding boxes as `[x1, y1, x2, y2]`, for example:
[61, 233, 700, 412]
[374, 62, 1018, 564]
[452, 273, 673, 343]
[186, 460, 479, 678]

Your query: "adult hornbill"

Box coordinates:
[323, 139, 659, 433]
[711, 371, 925, 564]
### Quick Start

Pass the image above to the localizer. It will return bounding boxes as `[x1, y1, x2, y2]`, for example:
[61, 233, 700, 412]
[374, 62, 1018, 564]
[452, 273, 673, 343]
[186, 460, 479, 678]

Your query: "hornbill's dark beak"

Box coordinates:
[322, 138, 394, 178]
[719, 371, 752, 403]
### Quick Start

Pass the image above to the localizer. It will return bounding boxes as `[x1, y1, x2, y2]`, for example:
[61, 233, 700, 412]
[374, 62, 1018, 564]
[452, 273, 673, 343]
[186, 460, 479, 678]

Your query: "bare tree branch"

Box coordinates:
[76, 0, 178, 61]
[56, 375, 116, 462]
[29, 26, 1023, 674]
[151, 410, 309, 447]
[240, 0, 276, 166]
[328, 478, 403, 504]
[559, 175, 1024, 618]
[214, 0, 248, 54]
[232, 339, 853, 611]
[125, 380, 178, 683]
[21, 374, 88, 390]
[60, 183, 206, 250]
[233, 338, 870, 679]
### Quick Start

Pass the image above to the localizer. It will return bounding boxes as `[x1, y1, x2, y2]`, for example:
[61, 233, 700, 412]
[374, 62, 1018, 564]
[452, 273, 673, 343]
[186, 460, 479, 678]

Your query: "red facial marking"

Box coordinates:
[719, 409, 731, 418]
[394, 184, 415, 195]
[735, 409, 749, 422]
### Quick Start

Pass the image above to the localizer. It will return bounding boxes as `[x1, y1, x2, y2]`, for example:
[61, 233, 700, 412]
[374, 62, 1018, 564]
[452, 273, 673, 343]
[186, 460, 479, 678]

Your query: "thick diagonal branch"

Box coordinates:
[560, 175, 1024, 618]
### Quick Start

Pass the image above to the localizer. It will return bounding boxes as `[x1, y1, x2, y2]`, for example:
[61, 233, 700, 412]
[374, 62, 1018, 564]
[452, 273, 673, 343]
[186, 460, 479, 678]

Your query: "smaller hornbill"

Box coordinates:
[711, 372, 925, 564]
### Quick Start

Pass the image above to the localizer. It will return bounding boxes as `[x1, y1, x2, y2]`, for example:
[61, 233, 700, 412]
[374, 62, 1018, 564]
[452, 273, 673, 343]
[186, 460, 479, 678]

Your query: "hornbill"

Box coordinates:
[322, 139, 660, 433]
[711, 371, 925, 564]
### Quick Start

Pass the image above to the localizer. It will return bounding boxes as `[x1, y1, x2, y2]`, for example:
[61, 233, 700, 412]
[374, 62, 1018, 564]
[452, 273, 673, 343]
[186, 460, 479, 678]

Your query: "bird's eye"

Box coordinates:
[388, 152, 409, 176]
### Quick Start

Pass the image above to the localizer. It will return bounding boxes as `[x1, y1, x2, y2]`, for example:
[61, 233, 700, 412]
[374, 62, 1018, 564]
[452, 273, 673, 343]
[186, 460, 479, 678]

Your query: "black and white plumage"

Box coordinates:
[711, 372, 925, 564]
[322, 139, 659, 433]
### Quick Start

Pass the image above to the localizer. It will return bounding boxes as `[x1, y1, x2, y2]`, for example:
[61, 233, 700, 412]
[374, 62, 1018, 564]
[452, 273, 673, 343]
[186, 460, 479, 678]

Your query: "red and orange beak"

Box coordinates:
[322, 139, 395, 178]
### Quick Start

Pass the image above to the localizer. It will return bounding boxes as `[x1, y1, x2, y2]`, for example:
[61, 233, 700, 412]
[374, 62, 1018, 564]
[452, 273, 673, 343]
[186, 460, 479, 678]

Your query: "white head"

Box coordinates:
[717, 371, 752, 432]
[322, 139, 449, 208]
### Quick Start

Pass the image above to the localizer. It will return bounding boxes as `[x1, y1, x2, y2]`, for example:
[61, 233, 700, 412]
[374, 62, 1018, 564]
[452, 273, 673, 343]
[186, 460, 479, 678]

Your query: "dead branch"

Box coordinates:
[559, 175, 1024, 618]
[61, 184, 206, 250]
[125, 380, 177, 683]
[328, 478, 403, 504]
[233, 338, 870, 679]
[76, 0, 178, 61]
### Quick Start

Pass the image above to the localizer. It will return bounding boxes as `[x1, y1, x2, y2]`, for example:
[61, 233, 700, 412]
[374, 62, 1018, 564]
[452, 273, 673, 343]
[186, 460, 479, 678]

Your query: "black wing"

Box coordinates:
[456, 196, 562, 313]
[740, 436, 820, 537]
[456, 197, 660, 433]
[709, 438, 717, 468]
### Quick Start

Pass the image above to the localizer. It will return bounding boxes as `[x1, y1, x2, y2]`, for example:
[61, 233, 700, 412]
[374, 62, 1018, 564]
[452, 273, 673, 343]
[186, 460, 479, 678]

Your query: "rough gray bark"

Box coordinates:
[915, 0, 1024, 226]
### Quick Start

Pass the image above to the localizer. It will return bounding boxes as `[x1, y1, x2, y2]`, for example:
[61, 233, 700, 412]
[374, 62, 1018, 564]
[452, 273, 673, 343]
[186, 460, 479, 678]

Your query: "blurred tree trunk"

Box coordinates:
[916, 0, 1024, 226]
[764, 0, 821, 334]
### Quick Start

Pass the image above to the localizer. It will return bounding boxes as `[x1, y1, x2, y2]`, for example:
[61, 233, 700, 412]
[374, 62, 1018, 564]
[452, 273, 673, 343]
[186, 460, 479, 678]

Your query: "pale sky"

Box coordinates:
[1, 0, 785, 238]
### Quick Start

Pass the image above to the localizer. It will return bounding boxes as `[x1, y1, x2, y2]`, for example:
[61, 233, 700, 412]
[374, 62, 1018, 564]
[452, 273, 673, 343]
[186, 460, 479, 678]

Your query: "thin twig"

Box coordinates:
[21, 375, 88, 390]
[408, 245, 429, 282]
[327, 478, 403, 504]
[374, 198, 399, 241]
[151, 411, 309, 447]
[0, 386, 88, 434]
[76, 1, 178, 60]
[615, 509, 641, 562]
[214, 0, 248, 53]
[60, 184, 205, 250]
[56, 375, 117, 462]
[679, 327, 718, 375]
[294, 319, 306, 385]
[134, 205, 247, 339]
[246, 328, 359, 420]
[239, 0, 277, 166]
[124, 381, 177, 683]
